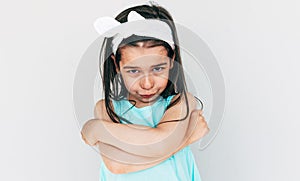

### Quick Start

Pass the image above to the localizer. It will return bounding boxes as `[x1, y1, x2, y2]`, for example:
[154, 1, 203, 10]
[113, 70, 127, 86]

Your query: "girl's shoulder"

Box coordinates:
[168, 92, 197, 107]
[94, 99, 113, 121]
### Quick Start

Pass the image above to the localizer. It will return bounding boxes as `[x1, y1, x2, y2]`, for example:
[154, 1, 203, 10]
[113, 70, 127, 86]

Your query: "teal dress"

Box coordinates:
[99, 95, 202, 181]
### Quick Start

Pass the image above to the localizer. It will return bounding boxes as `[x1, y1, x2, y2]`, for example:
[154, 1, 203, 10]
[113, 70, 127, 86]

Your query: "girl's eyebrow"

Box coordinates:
[123, 63, 167, 69]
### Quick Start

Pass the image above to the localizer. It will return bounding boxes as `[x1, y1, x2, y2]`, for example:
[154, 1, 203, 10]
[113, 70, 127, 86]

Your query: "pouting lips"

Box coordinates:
[140, 94, 155, 98]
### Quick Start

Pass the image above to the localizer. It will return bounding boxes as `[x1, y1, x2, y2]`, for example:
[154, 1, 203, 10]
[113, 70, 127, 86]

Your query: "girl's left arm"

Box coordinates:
[93, 109, 208, 174]
[81, 92, 202, 158]
[97, 109, 206, 163]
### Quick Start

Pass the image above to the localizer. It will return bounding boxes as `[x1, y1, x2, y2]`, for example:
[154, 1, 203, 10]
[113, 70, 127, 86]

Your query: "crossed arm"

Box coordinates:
[81, 93, 197, 155]
[81, 92, 208, 174]
[95, 112, 201, 165]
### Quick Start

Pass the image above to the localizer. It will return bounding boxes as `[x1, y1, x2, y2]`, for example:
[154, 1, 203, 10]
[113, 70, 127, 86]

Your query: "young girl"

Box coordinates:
[81, 2, 209, 181]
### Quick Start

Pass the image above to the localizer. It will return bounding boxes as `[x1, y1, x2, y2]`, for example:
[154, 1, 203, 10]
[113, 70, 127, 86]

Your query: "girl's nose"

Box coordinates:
[140, 75, 154, 90]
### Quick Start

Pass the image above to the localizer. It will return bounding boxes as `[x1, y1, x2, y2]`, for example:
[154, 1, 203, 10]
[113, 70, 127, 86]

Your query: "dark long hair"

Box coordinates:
[98, 4, 201, 125]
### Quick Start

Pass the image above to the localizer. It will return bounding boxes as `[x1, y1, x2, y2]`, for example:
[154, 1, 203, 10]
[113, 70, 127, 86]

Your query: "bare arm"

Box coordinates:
[94, 109, 209, 174]
[81, 92, 197, 157]
[96, 109, 200, 164]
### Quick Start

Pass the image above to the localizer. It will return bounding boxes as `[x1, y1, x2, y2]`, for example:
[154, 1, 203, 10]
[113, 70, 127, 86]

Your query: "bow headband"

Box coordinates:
[93, 11, 175, 55]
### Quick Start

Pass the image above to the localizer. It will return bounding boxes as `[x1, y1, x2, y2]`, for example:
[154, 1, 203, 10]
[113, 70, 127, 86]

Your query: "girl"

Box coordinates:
[81, 2, 209, 181]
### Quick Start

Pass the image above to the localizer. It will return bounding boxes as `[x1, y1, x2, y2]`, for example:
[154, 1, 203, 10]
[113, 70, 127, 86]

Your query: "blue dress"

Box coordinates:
[99, 95, 202, 181]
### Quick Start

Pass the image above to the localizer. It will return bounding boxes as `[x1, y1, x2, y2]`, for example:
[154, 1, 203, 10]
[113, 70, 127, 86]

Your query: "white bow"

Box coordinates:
[94, 11, 145, 35]
[93, 9, 175, 55]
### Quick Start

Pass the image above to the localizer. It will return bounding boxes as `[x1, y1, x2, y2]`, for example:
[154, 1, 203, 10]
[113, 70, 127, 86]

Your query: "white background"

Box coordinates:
[1, 0, 299, 180]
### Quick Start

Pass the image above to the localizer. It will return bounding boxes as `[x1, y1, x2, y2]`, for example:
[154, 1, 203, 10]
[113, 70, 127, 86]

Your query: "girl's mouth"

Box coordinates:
[140, 93, 155, 98]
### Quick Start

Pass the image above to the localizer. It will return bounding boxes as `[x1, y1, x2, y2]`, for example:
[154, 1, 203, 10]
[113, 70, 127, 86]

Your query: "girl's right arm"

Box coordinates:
[96, 108, 207, 163]
[81, 92, 200, 157]
[96, 110, 208, 174]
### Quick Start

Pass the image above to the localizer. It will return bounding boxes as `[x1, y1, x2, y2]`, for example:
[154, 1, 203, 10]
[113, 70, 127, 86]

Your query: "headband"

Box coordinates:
[93, 11, 175, 55]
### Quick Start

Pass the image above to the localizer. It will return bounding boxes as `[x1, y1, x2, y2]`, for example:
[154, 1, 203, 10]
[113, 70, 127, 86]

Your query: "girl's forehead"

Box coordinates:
[119, 46, 169, 65]
[120, 45, 167, 57]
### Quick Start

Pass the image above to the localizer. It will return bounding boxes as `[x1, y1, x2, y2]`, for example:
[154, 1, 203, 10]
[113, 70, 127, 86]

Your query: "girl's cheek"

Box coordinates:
[155, 72, 169, 81]
[123, 78, 139, 90]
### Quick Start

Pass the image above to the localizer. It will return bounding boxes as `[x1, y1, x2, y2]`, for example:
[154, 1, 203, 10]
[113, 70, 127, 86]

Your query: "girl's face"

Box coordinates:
[113, 43, 174, 108]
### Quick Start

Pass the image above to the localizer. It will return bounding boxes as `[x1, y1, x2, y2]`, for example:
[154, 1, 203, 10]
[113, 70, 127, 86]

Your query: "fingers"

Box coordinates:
[198, 109, 203, 115]
[190, 110, 209, 132]
[192, 109, 209, 134]
[186, 110, 210, 144]
[81, 132, 90, 145]
[191, 109, 203, 115]
[191, 109, 204, 120]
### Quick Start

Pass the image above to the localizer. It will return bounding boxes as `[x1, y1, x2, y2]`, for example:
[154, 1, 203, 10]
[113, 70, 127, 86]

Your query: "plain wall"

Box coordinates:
[1, 0, 299, 180]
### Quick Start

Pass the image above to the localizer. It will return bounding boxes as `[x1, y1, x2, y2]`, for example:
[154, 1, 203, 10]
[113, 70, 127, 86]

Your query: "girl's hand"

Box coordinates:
[186, 109, 209, 145]
[81, 119, 99, 146]
[81, 131, 92, 145]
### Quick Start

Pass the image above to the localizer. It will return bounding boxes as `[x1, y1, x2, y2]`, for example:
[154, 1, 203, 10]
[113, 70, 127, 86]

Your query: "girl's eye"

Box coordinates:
[127, 70, 140, 74]
[153, 67, 165, 72]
